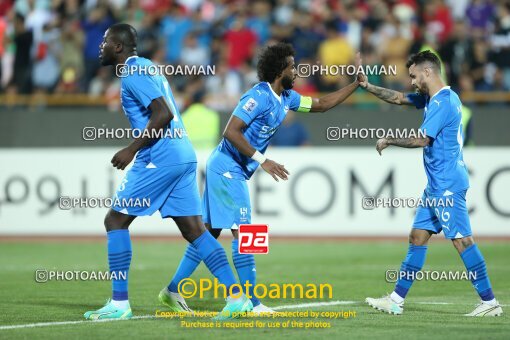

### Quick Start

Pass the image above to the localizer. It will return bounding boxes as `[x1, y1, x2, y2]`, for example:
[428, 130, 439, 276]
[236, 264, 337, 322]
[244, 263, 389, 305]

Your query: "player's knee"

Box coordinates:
[104, 210, 130, 232]
[452, 236, 475, 254]
[179, 229, 196, 243]
[408, 231, 428, 246]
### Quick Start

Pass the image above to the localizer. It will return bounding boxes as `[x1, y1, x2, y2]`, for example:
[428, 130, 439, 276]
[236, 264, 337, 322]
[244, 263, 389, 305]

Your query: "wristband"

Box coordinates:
[251, 150, 266, 164]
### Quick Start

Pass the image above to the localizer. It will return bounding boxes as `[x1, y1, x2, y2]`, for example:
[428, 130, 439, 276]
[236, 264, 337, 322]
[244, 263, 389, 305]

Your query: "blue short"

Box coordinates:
[202, 168, 251, 229]
[112, 162, 201, 218]
[412, 189, 472, 239]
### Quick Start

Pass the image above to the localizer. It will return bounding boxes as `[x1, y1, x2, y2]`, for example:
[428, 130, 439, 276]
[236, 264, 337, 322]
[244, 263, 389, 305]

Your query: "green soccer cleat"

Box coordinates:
[213, 294, 253, 321]
[84, 299, 132, 320]
[158, 287, 193, 312]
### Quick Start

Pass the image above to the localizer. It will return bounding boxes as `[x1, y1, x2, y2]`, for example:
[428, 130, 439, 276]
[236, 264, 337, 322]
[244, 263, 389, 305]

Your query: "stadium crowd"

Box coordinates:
[1, 0, 509, 110]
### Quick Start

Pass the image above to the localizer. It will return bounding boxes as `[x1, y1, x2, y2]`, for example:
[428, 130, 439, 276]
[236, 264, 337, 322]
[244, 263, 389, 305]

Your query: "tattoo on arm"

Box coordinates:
[366, 84, 411, 105]
[387, 137, 429, 148]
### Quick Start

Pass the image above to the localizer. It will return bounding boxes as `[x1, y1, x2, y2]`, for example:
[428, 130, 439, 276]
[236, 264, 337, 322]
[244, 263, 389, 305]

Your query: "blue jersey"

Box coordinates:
[120, 56, 196, 167]
[208, 82, 312, 180]
[407, 86, 469, 195]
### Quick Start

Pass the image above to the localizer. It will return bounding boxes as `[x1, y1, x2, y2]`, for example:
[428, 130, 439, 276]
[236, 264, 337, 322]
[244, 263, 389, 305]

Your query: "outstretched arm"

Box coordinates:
[356, 53, 414, 106]
[309, 52, 364, 112]
[363, 83, 413, 106]
[309, 80, 360, 112]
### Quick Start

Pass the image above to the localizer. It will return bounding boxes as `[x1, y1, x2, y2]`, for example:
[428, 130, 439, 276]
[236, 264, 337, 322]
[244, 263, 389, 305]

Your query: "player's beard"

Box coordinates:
[100, 55, 113, 66]
[415, 84, 426, 95]
[281, 75, 294, 90]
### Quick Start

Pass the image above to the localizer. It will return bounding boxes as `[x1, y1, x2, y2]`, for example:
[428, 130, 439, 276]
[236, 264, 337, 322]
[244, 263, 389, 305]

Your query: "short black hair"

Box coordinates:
[108, 23, 137, 49]
[15, 12, 25, 23]
[406, 50, 441, 72]
[257, 43, 295, 83]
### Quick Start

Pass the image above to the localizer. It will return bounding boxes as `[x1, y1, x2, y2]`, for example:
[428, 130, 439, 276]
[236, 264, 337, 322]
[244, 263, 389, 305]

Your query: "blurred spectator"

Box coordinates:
[205, 61, 243, 110]
[181, 33, 210, 66]
[160, 4, 192, 63]
[380, 14, 412, 90]
[246, 0, 272, 45]
[439, 20, 473, 90]
[465, 0, 495, 34]
[223, 15, 257, 70]
[81, 5, 114, 92]
[318, 21, 354, 90]
[424, 0, 453, 44]
[9, 13, 33, 94]
[136, 14, 159, 59]
[469, 39, 490, 90]
[290, 11, 323, 62]
[58, 20, 84, 93]
[0, 0, 13, 17]
[446, 0, 470, 20]
[273, 0, 294, 26]
[181, 89, 220, 150]
[20, 0, 54, 42]
[490, 2, 510, 90]
[271, 111, 310, 147]
[32, 22, 61, 94]
[189, 9, 211, 47]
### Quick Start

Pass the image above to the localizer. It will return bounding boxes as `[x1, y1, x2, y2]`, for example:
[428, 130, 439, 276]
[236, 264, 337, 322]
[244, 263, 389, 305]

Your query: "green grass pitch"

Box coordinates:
[1, 239, 509, 339]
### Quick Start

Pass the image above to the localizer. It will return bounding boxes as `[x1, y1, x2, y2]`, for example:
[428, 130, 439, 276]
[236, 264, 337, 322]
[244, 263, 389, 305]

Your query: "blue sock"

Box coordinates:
[232, 239, 260, 306]
[394, 244, 428, 299]
[193, 231, 240, 295]
[107, 229, 132, 301]
[461, 244, 495, 301]
[168, 244, 201, 293]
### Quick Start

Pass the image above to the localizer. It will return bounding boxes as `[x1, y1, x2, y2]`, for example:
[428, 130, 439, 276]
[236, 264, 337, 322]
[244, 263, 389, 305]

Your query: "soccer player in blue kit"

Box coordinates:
[84, 23, 251, 320]
[360, 51, 503, 316]
[165, 43, 361, 313]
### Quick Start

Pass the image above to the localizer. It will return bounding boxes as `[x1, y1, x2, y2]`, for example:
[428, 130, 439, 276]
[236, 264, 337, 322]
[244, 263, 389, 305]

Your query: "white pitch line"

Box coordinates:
[1, 300, 507, 330]
[416, 302, 452, 305]
[0, 301, 356, 330]
[272, 300, 358, 310]
[0, 315, 155, 330]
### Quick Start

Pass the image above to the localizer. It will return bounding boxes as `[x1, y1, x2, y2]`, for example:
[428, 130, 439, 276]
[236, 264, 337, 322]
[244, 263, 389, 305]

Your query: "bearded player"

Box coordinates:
[360, 50, 502, 317]
[161, 43, 361, 313]
[84, 23, 251, 320]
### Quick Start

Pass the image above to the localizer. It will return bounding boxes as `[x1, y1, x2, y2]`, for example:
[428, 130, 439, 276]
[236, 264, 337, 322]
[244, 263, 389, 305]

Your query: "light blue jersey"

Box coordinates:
[207, 82, 311, 179]
[120, 56, 196, 168]
[112, 56, 200, 217]
[407, 86, 469, 196]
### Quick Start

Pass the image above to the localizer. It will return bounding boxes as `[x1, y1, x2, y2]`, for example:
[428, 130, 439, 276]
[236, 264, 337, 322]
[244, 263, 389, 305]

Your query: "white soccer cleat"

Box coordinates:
[365, 295, 404, 315]
[465, 301, 503, 317]
[252, 303, 276, 314]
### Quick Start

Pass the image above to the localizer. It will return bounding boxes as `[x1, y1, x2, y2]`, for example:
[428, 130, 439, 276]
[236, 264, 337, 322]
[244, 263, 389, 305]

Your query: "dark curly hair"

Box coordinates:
[257, 43, 295, 83]
[406, 50, 441, 72]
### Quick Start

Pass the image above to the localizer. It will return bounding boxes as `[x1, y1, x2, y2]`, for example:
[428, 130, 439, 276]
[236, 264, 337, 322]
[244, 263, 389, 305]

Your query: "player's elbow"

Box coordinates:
[158, 102, 173, 123]
[222, 126, 234, 140]
[313, 101, 327, 113]
[420, 137, 431, 147]
[150, 98, 174, 125]
[395, 93, 406, 105]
